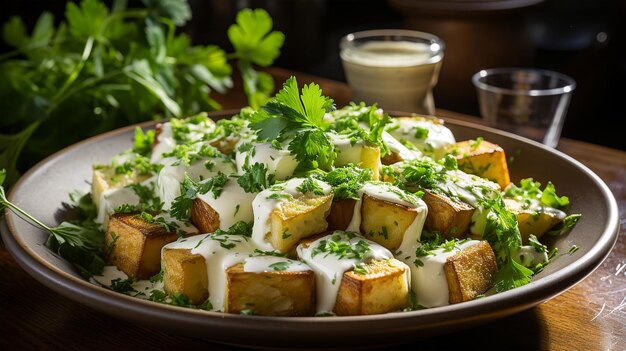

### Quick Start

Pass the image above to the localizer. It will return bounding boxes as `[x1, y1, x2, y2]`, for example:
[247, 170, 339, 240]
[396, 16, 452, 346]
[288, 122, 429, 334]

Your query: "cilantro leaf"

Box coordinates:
[227, 8, 285, 67]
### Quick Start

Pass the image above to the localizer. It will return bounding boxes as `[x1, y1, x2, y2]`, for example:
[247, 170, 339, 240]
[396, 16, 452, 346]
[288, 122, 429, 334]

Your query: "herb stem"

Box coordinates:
[49, 36, 95, 108]
[1, 190, 53, 233]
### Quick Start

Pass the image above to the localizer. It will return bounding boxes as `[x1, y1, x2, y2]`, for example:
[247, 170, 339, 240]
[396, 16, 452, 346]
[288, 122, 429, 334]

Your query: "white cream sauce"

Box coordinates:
[164, 233, 256, 311]
[345, 182, 428, 252]
[513, 245, 549, 267]
[408, 240, 480, 308]
[387, 118, 455, 159]
[243, 256, 311, 273]
[296, 232, 397, 313]
[329, 133, 368, 167]
[157, 155, 236, 211]
[95, 176, 157, 225]
[382, 131, 423, 162]
[235, 141, 298, 180]
[196, 178, 256, 230]
[251, 178, 332, 251]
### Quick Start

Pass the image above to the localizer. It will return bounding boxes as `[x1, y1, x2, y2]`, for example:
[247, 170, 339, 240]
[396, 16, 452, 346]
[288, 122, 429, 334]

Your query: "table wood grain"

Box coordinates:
[1, 68, 624, 351]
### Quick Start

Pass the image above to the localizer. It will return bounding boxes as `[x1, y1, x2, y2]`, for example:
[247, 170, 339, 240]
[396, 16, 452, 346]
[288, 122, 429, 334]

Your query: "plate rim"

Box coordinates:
[2, 112, 620, 346]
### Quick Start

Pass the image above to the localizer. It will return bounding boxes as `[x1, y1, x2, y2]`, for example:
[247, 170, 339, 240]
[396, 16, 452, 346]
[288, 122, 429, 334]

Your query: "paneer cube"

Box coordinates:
[105, 213, 179, 279]
[225, 262, 315, 316]
[422, 190, 474, 238]
[162, 248, 209, 305]
[450, 140, 511, 189]
[444, 241, 498, 304]
[334, 258, 409, 316]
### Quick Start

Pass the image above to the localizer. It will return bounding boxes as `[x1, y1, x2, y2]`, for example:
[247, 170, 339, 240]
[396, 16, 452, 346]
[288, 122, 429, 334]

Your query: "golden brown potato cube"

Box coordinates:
[450, 140, 511, 189]
[334, 258, 409, 316]
[504, 199, 564, 244]
[104, 213, 179, 279]
[191, 197, 220, 233]
[162, 248, 209, 305]
[360, 145, 381, 181]
[225, 263, 315, 316]
[444, 241, 498, 304]
[327, 198, 357, 231]
[422, 190, 474, 238]
[91, 166, 151, 208]
[268, 194, 333, 253]
[360, 194, 419, 251]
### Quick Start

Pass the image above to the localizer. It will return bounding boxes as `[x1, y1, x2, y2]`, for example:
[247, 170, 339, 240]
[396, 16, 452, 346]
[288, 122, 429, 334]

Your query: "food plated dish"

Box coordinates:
[1, 78, 619, 348]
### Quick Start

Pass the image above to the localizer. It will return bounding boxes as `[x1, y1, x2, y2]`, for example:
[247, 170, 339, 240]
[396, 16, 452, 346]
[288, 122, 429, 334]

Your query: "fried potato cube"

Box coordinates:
[422, 190, 474, 238]
[360, 194, 418, 251]
[326, 198, 357, 231]
[360, 145, 381, 181]
[104, 213, 178, 279]
[191, 198, 220, 233]
[162, 248, 209, 305]
[91, 166, 151, 208]
[334, 258, 409, 316]
[444, 241, 498, 304]
[450, 140, 511, 189]
[225, 263, 315, 316]
[268, 194, 333, 253]
[504, 199, 564, 243]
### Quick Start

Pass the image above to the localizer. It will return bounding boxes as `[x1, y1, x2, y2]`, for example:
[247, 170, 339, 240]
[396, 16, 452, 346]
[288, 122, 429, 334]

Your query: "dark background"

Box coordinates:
[2, 0, 625, 151]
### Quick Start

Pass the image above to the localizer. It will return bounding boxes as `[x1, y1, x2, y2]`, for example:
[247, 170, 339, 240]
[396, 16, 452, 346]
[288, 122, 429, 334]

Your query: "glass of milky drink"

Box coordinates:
[340, 29, 445, 115]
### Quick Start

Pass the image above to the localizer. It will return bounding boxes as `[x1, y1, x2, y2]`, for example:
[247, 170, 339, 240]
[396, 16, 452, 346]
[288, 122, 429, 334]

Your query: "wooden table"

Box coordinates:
[1, 68, 624, 350]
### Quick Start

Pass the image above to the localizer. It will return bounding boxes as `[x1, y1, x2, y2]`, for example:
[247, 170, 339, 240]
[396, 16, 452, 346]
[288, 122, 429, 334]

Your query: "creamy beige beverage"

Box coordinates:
[341, 40, 443, 114]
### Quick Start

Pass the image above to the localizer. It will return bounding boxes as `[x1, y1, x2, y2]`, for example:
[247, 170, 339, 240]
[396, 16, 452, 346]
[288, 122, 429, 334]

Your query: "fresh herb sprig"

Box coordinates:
[0, 1, 284, 186]
[0, 169, 105, 277]
[249, 76, 337, 171]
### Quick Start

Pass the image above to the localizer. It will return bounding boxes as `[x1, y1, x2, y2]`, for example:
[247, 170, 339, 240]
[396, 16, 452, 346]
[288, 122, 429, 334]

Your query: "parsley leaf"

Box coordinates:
[237, 162, 270, 193]
[250, 76, 337, 171]
[227, 8, 284, 67]
[170, 172, 229, 220]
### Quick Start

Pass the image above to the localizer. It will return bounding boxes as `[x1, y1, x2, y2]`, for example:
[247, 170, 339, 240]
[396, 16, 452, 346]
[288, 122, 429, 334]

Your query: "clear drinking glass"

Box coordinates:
[472, 68, 576, 148]
[340, 29, 445, 115]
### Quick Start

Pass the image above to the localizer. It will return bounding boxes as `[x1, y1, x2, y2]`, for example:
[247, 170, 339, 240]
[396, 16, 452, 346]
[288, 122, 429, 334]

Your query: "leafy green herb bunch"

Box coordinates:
[0, 0, 284, 186]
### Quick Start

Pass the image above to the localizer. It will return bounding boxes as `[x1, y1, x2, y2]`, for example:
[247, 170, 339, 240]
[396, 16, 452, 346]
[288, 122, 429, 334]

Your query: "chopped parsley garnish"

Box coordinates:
[269, 261, 291, 271]
[353, 263, 368, 275]
[296, 178, 325, 195]
[132, 127, 155, 156]
[237, 162, 271, 193]
[414, 126, 429, 140]
[311, 232, 371, 260]
[170, 172, 229, 220]
[110, 278, 136, 293]
[322, 165, 372, 200]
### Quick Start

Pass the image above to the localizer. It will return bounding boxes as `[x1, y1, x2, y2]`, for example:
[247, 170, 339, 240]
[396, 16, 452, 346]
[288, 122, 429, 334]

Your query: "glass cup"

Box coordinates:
[339, 29, 445, 115]
[472, 68, 576, 148]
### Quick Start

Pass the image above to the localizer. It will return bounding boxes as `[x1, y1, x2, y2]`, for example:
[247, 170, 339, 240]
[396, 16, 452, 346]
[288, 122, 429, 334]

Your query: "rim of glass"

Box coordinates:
[472, 67, 576, 96]
[340, 29, 445, 54]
